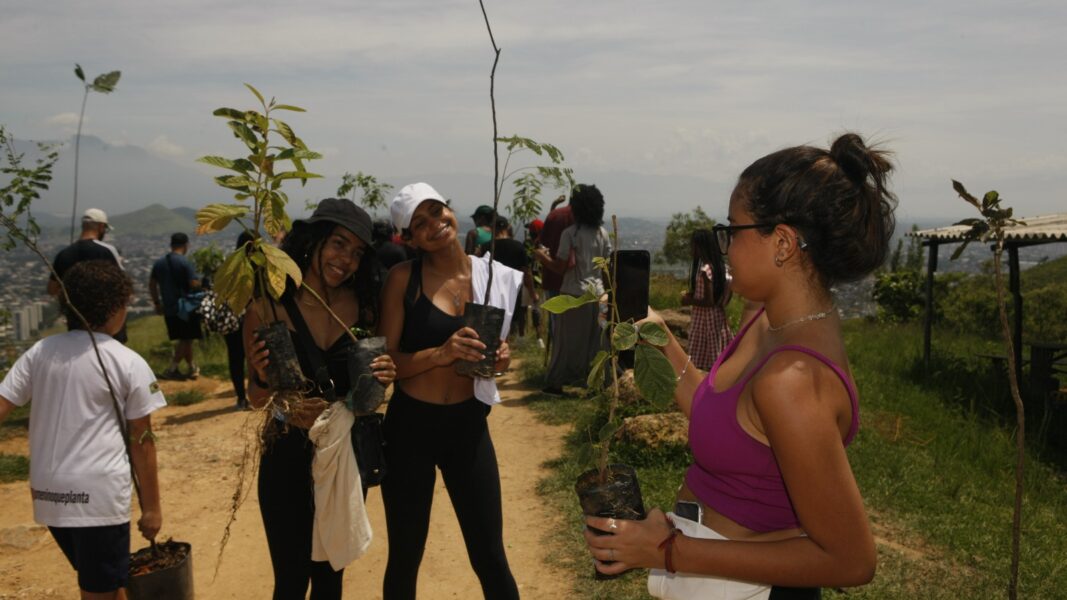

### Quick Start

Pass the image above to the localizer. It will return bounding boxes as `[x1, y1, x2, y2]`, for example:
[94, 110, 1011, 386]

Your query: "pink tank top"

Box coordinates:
[684, 309, 860, 532]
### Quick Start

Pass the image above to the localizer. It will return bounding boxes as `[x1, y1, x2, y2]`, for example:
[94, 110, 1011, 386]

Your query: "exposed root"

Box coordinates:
[212, 387, 326, 581]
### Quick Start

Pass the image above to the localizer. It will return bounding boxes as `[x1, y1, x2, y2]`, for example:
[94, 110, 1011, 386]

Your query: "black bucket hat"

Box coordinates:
[293, 198, 373, 246]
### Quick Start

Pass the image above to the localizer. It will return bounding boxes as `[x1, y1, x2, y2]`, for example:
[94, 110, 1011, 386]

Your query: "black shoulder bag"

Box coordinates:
[281, 294, 388, 487]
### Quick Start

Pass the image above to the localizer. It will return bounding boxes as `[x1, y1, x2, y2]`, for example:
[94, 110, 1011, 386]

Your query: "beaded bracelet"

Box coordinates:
[657, 514, 679, 573]
[676, 355, 692, 382]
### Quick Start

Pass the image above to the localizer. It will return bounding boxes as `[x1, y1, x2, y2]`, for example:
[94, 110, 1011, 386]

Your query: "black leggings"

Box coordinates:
[259, 422, 343, 600]
[381, 389, 519, 600]
[224, 329, 246, 406]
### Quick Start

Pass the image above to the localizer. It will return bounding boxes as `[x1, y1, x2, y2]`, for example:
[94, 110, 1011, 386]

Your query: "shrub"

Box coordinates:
[872, 270, 925, 322]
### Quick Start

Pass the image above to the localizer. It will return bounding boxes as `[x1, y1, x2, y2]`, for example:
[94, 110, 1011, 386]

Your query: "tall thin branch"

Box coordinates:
[70, 88, 89, 243]
[479, 0, 501, 304]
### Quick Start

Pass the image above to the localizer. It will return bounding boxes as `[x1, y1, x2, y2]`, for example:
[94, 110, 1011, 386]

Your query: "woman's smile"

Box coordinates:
[429, 222, 452, 241]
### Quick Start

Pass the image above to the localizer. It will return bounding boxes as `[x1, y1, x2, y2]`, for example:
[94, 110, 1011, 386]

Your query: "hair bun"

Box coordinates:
[829, 133, 872, 183]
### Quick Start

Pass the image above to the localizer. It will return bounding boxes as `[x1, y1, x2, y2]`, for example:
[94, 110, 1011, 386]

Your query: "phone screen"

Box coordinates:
[610, 250, 651, 323]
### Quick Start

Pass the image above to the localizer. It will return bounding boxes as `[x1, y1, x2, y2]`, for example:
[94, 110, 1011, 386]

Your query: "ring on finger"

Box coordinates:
[608, 518, 618, 531]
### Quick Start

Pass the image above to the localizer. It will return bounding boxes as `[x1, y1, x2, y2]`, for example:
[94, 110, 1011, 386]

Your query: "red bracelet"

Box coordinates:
[657, 514, 679, 573]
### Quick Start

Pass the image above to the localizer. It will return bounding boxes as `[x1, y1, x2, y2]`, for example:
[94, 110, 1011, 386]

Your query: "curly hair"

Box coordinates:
[61, 260, 133, 330]
[570, 183, 605, 228]
[281, 220, 382, 328]
[736, 132, 897, 287]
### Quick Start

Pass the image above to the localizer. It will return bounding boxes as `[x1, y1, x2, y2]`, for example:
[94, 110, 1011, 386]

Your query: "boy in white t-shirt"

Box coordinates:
[0, 260, 166, 600]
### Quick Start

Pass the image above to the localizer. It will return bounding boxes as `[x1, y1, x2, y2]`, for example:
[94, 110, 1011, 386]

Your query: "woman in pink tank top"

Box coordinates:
[583, 133, 897, 599]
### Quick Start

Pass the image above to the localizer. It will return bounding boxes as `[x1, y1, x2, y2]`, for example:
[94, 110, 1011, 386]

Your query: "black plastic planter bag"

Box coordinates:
[256, 321, 304, 391]
[455, 302, 505, 378]
[346, 336, 387, 415]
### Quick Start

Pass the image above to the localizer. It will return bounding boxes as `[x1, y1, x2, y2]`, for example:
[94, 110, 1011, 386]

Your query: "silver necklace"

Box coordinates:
[767, 305, 836, 332]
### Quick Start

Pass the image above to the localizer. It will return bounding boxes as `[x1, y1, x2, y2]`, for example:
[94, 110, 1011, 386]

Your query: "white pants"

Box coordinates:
[648, 512, 772, 600]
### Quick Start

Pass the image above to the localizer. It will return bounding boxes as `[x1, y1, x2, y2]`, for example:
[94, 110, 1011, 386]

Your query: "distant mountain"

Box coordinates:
[7, 135, 223, 218]
[111, 204, 197, 236]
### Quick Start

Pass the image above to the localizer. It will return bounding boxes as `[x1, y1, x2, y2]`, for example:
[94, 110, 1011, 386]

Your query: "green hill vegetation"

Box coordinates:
[110, 203, 197, 237]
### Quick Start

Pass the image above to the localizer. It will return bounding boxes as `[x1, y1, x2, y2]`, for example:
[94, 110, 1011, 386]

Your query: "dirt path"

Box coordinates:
[0, 368, 574, 599]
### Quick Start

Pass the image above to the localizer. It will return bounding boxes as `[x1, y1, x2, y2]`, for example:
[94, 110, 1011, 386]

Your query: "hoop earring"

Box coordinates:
[774, 256, 784, 267]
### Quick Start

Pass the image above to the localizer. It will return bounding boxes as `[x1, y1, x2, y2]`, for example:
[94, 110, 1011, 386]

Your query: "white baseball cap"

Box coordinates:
[82, 208, 112, 231]
[390, 182, 445, 231]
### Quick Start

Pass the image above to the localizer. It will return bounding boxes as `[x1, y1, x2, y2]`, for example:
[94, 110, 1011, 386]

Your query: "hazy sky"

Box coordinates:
[2, 0, 1065, 221]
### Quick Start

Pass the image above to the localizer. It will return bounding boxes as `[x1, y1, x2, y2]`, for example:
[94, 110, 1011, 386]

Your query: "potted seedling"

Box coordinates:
[542, 216, 677, 578]
[1, 128, 193, 598]
[194, 84, 325, 393]
[465, 2, 576, 378]
[346, 326, 388, 415]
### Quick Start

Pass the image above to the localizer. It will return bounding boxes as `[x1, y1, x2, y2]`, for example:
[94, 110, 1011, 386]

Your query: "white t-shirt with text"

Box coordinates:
[0, 331, 166, 527]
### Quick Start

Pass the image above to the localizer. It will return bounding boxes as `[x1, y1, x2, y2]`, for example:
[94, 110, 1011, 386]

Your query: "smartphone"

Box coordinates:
[674, 500, 703, 524]
[610, 250, 651, 323]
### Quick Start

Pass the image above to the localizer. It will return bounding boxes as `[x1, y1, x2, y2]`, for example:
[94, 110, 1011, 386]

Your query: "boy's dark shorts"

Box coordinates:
[48, 522, 130, 593]
[164, 315, 203, 341]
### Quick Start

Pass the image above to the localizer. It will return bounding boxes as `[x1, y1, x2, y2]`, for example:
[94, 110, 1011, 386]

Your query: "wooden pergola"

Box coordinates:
[909, 213, 1067, 381]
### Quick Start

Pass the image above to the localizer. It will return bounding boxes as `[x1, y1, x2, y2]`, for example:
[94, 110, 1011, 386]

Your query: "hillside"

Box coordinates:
[110, 204, 197, 237]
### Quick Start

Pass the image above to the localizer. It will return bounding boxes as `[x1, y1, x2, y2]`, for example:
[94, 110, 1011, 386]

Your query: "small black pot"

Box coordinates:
[127, 541, 193, 600]
[256, 321, 304, 391]
[455, 302, 506, 378]
[346, 336, 387, 415]
[575, 464, 646, 580]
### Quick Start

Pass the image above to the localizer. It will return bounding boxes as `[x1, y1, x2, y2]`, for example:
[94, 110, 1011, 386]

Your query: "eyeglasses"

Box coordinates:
[711, 223, 775, 255]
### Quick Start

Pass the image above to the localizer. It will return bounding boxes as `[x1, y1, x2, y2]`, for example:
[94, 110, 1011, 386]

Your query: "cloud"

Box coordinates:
[46, 112, 82, 127]
[147, 135, 185, 158]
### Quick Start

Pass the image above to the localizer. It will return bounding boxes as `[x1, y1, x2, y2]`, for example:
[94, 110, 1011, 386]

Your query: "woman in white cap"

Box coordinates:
[246, 198, 397, 600]
[379, 183, 521, 600]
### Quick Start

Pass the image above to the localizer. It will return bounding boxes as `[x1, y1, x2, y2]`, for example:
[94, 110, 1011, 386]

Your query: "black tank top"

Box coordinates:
[281, 293, 370, 398]
[399, 259, 464, 353]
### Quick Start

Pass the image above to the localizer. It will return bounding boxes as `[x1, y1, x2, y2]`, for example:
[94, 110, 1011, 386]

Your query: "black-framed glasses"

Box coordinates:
[711, 222, 776, 255]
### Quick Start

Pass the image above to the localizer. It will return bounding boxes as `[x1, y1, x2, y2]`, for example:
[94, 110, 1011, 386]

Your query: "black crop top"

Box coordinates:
[399, 259, 464, 353]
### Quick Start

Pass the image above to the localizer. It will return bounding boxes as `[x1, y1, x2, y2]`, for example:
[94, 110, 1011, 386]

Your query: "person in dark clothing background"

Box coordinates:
[372, 219, 410, 279]
[480, 215, 537, 338]
[48, 208, 128, 343]
[149, 233, 202, 379]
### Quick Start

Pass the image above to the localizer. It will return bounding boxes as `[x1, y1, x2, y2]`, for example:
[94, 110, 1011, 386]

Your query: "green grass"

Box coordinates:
[0, 404, 30, 442]
[0, 453, 29, 483]
[521, 317, 1067, 598]
[126, 314, 230, 378]
[170, 389, 208, 406]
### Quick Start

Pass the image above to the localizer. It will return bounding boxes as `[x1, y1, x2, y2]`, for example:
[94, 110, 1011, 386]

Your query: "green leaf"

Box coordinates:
[542, 291, 598, 314]
[213, 249, 255, 314]
[262, 243, 302, 292]
[90, 70, 120, 93]
[951, 179, 980, 208]
[244, 83, 265, 106]
[598, 421, 620, 443]
[272, 171, 322, 185]
[587, 351, 609, 391]
[634, 345, 677, 409]
[74, 64, 85, 82]
[196, 203, 248, 234]
[638, 321, 670, 347]
[272, 104, 306, 112]
[197, 155, 235, 170]
[212, 107, 245, 120]
[264, 194, 292, 237]
[612, 322, 638, 351]
[214, 174, 255, 191]
[275, 148, 322, 161]
[574, 442, 596, 469]
[272, 119, 297, 146]
[228, 121, 259, 151]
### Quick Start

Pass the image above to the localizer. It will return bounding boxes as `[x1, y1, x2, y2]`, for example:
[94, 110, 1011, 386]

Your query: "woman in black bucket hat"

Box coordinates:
[246, 198, 397, 600]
